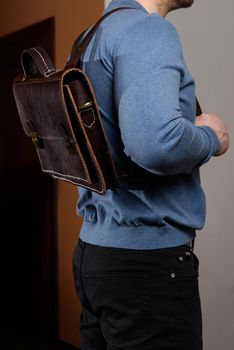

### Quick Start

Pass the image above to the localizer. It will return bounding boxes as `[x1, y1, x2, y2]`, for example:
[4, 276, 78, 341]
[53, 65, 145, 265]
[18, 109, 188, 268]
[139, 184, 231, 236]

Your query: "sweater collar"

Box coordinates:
[103, 0, 148, 14]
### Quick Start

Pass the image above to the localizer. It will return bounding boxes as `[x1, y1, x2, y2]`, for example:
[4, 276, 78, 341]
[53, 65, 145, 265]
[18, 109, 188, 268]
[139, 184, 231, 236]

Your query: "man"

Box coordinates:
[72, 1, 230, 349]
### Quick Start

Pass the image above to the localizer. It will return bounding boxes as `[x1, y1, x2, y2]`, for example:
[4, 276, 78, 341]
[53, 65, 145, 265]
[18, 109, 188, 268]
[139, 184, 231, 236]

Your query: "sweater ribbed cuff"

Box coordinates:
[197, 125, 221, 156]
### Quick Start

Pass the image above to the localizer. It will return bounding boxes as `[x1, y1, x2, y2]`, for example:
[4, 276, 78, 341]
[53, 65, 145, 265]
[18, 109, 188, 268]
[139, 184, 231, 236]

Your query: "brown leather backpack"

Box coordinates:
[13, 6, 202, 194]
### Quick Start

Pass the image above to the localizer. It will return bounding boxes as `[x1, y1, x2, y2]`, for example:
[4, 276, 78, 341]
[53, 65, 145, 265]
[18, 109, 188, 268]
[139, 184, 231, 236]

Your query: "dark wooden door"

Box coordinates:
[0, 18, 57, 340]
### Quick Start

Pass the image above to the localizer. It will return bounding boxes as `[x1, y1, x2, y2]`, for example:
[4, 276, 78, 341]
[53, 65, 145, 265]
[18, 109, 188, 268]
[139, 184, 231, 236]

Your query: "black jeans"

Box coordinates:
[72, 238, 202, 350]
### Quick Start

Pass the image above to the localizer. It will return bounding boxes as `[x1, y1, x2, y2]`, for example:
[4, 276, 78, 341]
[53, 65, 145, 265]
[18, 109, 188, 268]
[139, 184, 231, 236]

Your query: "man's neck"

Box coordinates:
[136, 0, 168, 17]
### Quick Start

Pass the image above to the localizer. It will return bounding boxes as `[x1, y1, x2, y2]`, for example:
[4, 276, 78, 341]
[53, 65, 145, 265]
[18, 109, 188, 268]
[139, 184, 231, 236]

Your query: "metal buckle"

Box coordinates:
[78, 101, 93, 111]
[44, 69, 56, 77]
[31, 132, 44, 149]
[64, 138, 78, 155]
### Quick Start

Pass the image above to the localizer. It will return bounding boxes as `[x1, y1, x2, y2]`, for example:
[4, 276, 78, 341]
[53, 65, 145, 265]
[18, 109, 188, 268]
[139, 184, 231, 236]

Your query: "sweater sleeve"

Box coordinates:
[113, 15, 220, 176]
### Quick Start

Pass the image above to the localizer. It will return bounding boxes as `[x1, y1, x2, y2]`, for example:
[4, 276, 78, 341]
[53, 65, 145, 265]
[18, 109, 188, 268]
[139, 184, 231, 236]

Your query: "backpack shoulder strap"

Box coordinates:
[65, 6, 135, 69]
[65, 6, 203, 115]
[196, 98, 202, 115]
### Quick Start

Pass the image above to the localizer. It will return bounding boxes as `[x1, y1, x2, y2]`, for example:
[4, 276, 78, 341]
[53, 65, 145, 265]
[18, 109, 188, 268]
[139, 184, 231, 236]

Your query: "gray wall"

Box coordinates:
[105, 1, 234, 349]
[168, 1, 234, 349]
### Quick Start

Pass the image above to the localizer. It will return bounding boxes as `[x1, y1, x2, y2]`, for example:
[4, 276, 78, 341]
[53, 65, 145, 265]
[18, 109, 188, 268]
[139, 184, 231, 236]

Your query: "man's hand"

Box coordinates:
[195, 113, 230, 156]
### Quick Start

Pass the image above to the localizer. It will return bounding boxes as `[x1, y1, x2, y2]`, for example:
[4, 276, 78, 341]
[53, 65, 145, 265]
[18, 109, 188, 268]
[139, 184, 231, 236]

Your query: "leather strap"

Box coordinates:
[65, 7, 135, 69]
[196, 98, 202, 115]
[21, 47, 56, 79]
[65, 28, 89, 66]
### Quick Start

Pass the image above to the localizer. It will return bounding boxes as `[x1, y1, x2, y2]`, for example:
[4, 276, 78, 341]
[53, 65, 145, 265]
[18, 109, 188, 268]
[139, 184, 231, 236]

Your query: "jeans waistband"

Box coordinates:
[79, 238, 195, 252]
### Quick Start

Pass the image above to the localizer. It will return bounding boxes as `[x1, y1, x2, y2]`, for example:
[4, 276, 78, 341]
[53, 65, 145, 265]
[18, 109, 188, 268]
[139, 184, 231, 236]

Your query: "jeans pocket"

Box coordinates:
[84, 270, 150, 345]
[171, 250, 199, 280]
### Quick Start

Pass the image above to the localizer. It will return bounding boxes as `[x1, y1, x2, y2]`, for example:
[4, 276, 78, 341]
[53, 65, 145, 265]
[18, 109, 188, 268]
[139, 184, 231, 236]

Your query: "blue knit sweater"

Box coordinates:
[75, 0, 220, 249]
